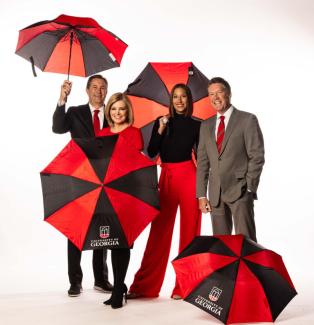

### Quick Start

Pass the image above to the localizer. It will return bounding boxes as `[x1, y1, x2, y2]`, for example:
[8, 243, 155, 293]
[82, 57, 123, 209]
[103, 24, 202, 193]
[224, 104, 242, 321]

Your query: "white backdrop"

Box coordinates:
[0, 0, 313, 298]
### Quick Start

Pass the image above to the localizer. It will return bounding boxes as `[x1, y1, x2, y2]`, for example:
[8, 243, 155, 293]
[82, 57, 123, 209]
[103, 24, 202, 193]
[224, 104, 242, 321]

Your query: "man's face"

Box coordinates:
[208, 83, 231, 114]
[86, 78, 107, 108]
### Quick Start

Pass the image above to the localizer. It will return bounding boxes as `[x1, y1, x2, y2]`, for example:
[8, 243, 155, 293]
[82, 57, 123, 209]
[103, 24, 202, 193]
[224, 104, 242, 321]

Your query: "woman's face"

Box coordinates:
[110, 100, 128, 125]
[172, 87, 188, 114]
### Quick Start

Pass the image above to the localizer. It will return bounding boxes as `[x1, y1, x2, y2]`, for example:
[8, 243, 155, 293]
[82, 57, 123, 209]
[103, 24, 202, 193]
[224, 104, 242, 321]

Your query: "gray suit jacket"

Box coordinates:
[196, 107, 265, 207]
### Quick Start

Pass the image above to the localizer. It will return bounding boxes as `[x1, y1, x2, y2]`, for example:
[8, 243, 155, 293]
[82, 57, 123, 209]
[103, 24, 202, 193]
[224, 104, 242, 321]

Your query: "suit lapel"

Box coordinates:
[206, 117, 219, 156]
[219, 108, 238, 155]
[81, 104, 95, 135]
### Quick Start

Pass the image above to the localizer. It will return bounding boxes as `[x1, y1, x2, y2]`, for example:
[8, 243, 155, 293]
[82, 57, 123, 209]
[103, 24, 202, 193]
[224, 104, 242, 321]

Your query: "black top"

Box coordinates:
[147, 113, 201, 162]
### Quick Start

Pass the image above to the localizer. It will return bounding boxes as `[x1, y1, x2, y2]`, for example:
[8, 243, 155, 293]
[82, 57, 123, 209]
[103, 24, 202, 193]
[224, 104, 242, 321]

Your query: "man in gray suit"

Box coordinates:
[196, 77, 264, 241]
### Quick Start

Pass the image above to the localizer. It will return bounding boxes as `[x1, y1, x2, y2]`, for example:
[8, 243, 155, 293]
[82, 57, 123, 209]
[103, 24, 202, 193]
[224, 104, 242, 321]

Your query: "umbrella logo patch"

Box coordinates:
[100, 226, 110, 239]
[208, 286, 222, 302]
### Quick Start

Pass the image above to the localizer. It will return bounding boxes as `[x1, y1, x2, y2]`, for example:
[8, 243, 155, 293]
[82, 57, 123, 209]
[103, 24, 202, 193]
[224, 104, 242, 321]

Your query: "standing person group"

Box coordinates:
[51, 75, 265, 308]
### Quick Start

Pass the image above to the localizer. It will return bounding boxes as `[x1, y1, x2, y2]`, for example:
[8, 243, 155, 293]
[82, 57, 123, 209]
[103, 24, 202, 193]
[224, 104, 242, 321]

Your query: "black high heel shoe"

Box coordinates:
[103, 296, 113, 305]
[111, 284, 128, 309]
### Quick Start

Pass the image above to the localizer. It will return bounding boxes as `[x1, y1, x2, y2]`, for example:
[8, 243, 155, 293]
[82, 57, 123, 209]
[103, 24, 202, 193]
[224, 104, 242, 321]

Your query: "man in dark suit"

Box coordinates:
[53, 75, 113, 296]
[197, 77, 265, 242]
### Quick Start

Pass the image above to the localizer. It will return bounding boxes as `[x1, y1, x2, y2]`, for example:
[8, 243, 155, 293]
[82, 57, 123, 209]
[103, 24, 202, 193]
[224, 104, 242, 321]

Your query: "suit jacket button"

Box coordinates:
[218, 157, 221, 161]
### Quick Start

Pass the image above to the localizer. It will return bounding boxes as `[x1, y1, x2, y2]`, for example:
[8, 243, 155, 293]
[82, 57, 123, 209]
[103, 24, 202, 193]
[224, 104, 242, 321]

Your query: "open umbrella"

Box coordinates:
[172, 235, 297, 324]
[40, 135, 159, 250]
[125, 62, 216, 151]
[16, 14, 128, 79]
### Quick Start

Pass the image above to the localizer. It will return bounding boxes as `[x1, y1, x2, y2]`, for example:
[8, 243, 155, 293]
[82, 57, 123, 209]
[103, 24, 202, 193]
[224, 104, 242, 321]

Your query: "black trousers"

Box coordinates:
[68, 240, 109, 285]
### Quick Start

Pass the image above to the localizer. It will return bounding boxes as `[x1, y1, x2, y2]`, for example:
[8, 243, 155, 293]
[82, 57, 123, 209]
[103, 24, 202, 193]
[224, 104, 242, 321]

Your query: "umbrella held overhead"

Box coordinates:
[16, 14, 128, 79]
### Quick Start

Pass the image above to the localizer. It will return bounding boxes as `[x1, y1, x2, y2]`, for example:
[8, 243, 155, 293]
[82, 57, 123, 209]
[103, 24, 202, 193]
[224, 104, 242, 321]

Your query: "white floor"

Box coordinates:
[1, 285, 313, 325]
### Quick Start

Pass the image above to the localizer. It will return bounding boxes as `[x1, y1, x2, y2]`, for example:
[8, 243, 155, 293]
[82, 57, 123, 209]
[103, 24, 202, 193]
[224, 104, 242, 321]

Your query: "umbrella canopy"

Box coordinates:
[16, 14, 128, 78]
[40, 135, 159, 250]
[125, 62, 216, 151]
[172, 235, 297, 324]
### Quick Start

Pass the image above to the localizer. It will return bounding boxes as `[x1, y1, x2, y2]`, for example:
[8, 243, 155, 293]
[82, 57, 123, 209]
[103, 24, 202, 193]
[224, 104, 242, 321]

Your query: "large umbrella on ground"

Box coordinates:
[125, 62, 216, 151]
[172, 235, 297, 324]
[15, 14, 128, 79]
[40, 135, 159, 250]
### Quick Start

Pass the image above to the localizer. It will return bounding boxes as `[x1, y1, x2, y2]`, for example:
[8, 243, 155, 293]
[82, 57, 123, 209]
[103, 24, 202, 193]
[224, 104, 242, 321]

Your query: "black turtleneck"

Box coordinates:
[147, 113, 201, 162]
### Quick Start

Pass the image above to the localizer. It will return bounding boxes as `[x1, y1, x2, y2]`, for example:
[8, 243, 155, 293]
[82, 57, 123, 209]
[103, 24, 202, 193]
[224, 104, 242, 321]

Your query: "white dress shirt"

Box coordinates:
[215, 105, 234, 139]
[89, 103, 105, 130]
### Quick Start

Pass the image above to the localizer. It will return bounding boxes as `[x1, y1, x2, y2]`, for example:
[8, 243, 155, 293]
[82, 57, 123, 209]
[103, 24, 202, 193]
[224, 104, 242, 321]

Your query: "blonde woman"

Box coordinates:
[99, 92, 143, 308]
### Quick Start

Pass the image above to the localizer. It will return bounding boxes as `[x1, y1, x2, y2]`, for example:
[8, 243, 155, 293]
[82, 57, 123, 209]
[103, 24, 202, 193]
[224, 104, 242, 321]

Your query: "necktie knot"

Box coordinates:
[220, 115, 225, 122]
[94, 109, 100, 116]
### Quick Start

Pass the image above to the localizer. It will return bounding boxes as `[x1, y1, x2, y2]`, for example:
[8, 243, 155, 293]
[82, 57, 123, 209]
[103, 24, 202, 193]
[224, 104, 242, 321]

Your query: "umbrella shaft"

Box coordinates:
[67, 31, 74, 81]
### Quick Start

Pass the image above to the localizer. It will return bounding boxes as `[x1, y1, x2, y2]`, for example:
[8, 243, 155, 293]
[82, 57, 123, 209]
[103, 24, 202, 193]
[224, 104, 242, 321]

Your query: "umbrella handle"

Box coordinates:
[67, 31, 74, 81]
[30, 56, 37, 77]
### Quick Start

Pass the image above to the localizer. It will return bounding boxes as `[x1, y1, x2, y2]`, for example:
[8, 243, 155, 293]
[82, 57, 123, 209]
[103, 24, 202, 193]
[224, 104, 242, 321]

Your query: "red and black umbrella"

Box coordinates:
[125, 62, 216, 151]
[172, 235, 297, 324]
[40, 135, 159, 250]
[16, 14, 128, 79]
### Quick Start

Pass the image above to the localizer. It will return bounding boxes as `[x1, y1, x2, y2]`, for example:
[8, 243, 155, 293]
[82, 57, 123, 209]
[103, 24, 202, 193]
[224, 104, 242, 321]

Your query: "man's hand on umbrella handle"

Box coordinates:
[199, 197, 212, 213]
[59, 80, 72, 105]
[157, 115, 169, 135]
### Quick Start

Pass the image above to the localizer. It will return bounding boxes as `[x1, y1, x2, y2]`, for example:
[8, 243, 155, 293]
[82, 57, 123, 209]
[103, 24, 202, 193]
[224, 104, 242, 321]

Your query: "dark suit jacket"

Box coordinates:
[52, 103, 108, 138]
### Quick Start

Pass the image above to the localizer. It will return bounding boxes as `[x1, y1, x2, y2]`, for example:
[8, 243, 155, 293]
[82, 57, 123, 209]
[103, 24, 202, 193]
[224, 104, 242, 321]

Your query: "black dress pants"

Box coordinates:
[68, 240, 109, 285]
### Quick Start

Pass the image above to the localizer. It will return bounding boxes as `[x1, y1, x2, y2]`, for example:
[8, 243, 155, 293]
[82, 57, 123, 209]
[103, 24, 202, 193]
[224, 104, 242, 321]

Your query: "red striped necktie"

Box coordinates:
[93, 109, 100, 136]
[216, 115, 225, 154]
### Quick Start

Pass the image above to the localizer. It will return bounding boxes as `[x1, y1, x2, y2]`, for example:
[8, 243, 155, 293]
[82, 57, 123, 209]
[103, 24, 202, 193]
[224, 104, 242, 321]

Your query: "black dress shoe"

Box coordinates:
[68, 284, 82, 297]
[94, 281, 113, 293]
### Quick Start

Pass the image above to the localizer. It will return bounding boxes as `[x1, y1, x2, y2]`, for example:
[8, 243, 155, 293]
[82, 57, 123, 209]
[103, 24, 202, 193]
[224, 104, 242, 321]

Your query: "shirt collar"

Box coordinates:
[89, 103, 104, 113]
[216, 105, 234, 120]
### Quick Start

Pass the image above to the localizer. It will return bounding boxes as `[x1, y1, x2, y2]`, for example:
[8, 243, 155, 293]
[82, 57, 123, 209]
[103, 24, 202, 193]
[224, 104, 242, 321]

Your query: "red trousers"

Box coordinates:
[129, 160, 201, 297]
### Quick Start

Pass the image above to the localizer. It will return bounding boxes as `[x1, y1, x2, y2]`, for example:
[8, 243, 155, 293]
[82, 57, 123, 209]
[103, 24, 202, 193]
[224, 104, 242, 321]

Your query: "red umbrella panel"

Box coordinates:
[125, 62, 216, 152]
[40, 135, 159, 250]
[172, 235, 297, 324]
[16, 14, 128, 78]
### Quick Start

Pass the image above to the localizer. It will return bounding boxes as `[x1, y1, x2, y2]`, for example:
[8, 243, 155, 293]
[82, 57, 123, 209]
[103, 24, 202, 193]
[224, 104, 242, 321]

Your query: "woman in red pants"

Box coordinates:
[128, 83, 201, 299]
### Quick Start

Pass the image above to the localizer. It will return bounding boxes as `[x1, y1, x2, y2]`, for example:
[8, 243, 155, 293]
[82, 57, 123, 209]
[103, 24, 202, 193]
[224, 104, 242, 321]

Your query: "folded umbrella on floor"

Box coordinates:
[15, 14, 128, 79]
[40, 135, 159, 250]
[172, 235, 297, 324]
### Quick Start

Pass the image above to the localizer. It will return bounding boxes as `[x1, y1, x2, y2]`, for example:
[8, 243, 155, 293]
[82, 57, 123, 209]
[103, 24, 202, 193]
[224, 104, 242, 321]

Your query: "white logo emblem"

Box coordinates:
[208, 287, 222, 302]
[99, 226, 110, 239]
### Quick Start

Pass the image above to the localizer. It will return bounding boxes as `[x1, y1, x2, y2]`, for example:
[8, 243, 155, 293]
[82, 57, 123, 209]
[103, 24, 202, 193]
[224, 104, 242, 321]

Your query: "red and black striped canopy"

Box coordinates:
[16, 14, 128, 77]
[172, 235, 297, 324]
[40, 135, 159, 250]
[126, 62, 216, 152]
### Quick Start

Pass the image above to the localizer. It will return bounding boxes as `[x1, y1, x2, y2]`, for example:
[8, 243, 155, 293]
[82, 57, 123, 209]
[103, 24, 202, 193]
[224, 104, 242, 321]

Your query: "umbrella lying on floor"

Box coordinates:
[40, 135, 159, 250]
[172, 235, 297, 324]
[15, 14, 128, 78]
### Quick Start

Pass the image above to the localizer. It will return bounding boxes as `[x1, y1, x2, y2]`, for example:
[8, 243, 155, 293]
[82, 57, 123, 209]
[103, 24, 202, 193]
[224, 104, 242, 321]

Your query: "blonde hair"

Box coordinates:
[105, 92, 134, 127]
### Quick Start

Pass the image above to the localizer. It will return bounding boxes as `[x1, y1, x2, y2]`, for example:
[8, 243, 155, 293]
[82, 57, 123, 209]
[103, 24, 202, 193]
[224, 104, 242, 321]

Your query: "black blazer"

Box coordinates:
[52, 104, 108, 138]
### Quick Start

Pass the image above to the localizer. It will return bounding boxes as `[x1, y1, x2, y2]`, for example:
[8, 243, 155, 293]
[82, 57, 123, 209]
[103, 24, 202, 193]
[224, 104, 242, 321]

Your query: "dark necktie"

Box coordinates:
[216, 115, 225, 154]
[93, 109, 100, 136]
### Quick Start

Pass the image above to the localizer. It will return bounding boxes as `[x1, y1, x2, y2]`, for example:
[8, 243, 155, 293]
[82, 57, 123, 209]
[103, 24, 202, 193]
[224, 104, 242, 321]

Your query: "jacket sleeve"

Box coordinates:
[196, 121, 210, 198]
[147, 118, 162, 158]
[52, 104, 71, 134]
[244, 114, 265, 193]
